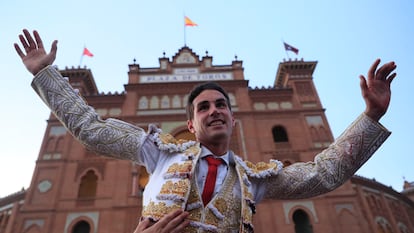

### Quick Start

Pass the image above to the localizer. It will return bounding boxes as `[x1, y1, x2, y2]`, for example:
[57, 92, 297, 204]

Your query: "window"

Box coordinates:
[293, 209, 313, 233]
[272, 126, 288, 142]
[161, 95, 170, 108]
[150, 96, 159, 109]
[139, 96, 148, 109]
[72, 220, 90, 233]
[78, 170, 98, 198]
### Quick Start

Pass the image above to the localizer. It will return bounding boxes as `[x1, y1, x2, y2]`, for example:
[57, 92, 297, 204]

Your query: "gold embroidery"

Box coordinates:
[205, 210, 219, 226]
[183, 226, 198, 233]
[188, 208, 202, 221]
[142, 201, 182, 220]
[160, 180, 190, 196]
[166, 161, 192, 174]
[159, 133, 189, 145]
[188, 190, 199, 204]
[245, 160, 278, 173]
[214, 198, 228, 214]
[185, 144, 200, 156]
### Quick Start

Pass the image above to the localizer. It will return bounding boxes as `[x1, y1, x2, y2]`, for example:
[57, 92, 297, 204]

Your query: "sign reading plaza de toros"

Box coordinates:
[140, 68, 233, 83]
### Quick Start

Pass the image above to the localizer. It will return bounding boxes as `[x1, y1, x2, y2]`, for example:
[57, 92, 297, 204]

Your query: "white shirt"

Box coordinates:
[196, 146, 229, 197]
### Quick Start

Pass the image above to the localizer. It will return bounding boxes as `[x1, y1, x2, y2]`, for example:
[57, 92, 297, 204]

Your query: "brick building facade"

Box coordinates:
[1, 47, 413, 233]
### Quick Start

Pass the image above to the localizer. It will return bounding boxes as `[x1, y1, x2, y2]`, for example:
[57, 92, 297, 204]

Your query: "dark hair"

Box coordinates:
[186, 82, 231, 120]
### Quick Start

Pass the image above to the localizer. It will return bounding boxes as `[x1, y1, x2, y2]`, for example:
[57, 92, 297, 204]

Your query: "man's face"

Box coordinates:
[187, 89, 234, 145]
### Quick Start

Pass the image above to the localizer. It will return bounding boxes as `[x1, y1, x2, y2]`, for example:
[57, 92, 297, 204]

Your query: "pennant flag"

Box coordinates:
[82, 47, 94, 57]
[184, 16, 198, 26]
[283, 42, 299, 55]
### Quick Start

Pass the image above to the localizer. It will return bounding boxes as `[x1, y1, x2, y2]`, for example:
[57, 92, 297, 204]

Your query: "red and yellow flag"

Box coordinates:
[184, 16, 198, 26]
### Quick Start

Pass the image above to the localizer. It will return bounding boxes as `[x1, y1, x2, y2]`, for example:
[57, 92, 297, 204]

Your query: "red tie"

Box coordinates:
[202, 156, 223, 206]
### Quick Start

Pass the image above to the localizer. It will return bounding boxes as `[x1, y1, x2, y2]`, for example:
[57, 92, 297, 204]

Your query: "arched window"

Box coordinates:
[272, 125, 288, 142]
[78, 170, 98, 198]
[72, 220, 90, 233]
[150, 96, 159, 109]
[138, 96, 148, 109]
[293, 209, 313, 233]
[172, 95, 181, 108]
[161, 95, 170, 109]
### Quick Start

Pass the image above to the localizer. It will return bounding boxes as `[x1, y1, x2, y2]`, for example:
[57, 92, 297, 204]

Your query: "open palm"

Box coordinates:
[14, 29, 58, 75]
[360, 59, 396, 121]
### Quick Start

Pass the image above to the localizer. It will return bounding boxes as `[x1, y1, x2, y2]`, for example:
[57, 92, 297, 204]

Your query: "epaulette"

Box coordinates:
[235, 156, 283, 178]
[149, 125, 197, 153]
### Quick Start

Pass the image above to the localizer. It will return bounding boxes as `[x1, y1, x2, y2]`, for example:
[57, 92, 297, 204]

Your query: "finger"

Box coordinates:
[157, 209, 183, 227]
[375, 61, 396, 81]
[359, 75, 368, 96]
[50, 40, 58, 56]
[167, 211, 189, 226]
[170, 219, 190, 233]
[387, 72, 397, 85]
[19, 34, 30, 51]
[164, 211, 189, 232]
[14, 43, 25, 59]
[33, 30, 44, 49]
[367, 58, 381, 81]
[23, 29, 37, 49]
[134, 218, 151, 233]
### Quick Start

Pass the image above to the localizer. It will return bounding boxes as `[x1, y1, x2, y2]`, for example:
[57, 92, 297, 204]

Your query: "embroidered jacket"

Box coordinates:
[31, 66, 391, 232]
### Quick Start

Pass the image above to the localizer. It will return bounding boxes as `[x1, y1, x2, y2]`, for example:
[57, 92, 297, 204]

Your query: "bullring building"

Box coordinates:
[0, 46, 413, 233]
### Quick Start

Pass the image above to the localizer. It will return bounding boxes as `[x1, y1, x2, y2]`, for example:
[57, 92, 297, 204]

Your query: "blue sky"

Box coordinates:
[1, 0, 413, 197]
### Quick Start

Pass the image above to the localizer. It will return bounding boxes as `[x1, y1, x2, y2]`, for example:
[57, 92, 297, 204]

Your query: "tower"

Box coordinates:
[6, 48, 413, 233]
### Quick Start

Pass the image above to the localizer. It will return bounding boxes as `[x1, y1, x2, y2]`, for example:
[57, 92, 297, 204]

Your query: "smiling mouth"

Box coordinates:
[208, 120, 225, 126]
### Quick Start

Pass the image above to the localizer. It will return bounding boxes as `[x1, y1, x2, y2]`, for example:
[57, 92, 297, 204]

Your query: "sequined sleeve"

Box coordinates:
[258, 113, 391, 200]
[31, 66, 146, 163]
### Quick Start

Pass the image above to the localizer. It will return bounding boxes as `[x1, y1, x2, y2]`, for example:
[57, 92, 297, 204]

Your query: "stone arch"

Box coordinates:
[375, 216, 393, 233]
[77, 169, 99, 198]
[292, 209, 314, 233]
[66, 215, 96, 233]
[284, 202, 318, 225]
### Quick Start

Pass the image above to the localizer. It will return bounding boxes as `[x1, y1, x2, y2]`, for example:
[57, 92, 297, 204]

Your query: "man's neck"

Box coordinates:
[201, 143, 229, 156]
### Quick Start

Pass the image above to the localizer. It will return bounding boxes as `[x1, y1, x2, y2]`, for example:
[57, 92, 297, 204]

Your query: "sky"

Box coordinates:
[0, 0, 413, 198]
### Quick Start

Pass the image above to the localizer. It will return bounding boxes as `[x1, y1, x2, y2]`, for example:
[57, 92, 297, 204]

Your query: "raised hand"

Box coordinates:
[14, 29, 58, 75]
[360, 59, 397, 121]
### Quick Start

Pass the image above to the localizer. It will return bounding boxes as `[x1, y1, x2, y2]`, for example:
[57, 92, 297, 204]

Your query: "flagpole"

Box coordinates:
[183, 13, 187, 46]
[282, 39, 290, 59]
[79, 53, 84, 67]
[184, 22, 187, 46]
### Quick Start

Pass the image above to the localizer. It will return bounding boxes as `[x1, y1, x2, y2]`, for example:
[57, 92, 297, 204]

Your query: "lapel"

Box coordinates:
[233, 152, 255, 232]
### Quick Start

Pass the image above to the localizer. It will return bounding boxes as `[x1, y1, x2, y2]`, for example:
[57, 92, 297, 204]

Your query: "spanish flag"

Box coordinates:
[184, 16, 198, 26]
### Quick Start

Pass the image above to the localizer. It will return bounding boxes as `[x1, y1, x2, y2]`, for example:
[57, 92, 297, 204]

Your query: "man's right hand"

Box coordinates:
[14, 29, 58, 75]
[134, 210, 190, 233]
